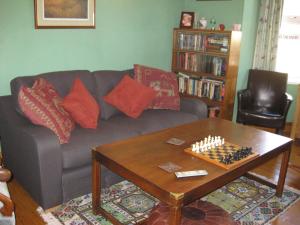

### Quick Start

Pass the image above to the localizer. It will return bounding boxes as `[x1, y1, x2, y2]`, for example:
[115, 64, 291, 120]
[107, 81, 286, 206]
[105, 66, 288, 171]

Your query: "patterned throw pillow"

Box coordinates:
[62, 79, 100, 129]
[18, 78, 75, 144]
[134, 64, 180, 110]
[104, 75, 156, 118]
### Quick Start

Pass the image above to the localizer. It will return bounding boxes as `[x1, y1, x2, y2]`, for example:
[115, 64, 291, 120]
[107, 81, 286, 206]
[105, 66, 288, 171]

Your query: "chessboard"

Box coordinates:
[184, 141, 259, 170]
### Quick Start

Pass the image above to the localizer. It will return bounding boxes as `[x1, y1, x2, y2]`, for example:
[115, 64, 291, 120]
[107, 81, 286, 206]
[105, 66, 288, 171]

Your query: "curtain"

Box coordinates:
[252, 0, 284, 70]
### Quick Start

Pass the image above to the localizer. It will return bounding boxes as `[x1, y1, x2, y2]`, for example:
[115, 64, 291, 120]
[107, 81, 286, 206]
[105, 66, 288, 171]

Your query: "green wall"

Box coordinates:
[0, 0, 182, 96]
[183, 0, 244, 29]
[1, 0, 297, 121]
[286, 84, 297, 122]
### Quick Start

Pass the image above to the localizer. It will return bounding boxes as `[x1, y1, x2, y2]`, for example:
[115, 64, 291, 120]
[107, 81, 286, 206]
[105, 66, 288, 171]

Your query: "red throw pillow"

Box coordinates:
[62, 79, 100, 129]
[134, 64, 180, 110]
[18, 78, 75, 144]
[104, 75, 156, 118]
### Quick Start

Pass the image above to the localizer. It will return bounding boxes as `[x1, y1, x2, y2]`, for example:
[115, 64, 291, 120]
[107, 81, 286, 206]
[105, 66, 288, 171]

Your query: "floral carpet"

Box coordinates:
[39, 176, 300, 225]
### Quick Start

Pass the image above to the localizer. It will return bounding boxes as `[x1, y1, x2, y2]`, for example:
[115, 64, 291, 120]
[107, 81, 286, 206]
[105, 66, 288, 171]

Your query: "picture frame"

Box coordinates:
[34, 0, 95, 29]
[180, 12, 195, 29]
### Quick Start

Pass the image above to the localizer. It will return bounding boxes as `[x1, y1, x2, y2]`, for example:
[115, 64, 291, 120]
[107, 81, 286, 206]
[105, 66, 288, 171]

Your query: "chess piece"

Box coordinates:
[192, 144, 197, 152]
[221, 138, 225, 145]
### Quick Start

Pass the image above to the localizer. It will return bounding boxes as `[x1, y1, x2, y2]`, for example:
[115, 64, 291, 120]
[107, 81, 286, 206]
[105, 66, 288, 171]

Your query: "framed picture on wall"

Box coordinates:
[34, 0, 95, 28]
[180, 12, 194, 28]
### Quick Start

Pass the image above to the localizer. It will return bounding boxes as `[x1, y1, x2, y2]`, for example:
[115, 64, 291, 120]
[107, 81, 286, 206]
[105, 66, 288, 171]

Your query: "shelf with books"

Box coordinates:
[172, 28, 241, 120]
[178, 73, 225, 102]
[174, 69, 225, 81]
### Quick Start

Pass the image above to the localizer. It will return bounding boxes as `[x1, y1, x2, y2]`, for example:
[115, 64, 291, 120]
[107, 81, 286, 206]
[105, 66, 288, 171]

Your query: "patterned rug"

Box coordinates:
[38, 176, 300, 225]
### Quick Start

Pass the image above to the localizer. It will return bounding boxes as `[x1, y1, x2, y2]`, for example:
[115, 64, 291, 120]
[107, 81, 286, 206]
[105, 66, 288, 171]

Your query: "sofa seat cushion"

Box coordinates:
[62, 121, 140, 170]
[108, 109, 199, 135]
[62, 110, 198, 170]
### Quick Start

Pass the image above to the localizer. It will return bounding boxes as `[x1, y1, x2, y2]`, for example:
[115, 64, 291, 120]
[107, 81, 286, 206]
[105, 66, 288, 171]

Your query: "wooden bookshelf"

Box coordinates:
[172, 28, 241, 120]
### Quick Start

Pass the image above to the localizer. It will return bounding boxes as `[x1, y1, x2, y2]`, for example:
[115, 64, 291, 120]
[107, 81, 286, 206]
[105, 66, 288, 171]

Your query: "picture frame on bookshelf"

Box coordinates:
[180, 12, 194, 28]
[34, 0, 95, 29]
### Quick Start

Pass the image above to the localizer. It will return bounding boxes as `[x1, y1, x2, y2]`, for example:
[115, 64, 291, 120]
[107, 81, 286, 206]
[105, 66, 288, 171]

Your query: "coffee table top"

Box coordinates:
[93, 118, 292, 204]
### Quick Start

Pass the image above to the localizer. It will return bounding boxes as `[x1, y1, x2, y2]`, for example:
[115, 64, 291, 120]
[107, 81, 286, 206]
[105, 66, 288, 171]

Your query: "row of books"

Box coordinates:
[178, 74, 225, 101]
[177, 33, 229, 53]
[177, 33, 205, 51]
[176, 53, 226, 76]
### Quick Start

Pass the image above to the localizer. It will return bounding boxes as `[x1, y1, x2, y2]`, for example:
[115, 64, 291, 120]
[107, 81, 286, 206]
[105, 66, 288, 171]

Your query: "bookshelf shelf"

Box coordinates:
[172, 28, 241, 120]
[173, 68, 226, 81]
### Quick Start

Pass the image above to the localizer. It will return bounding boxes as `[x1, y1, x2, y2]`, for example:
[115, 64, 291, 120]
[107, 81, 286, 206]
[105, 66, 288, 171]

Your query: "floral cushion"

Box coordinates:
[18, 78, 74, 144]
[134, 64, 180, 110]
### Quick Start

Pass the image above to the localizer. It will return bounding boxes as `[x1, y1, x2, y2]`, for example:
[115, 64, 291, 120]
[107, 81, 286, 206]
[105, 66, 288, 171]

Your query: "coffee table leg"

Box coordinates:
[170, 205, 182, 225]
[92, 151, 101, 214]
[276, 147, 291, 197]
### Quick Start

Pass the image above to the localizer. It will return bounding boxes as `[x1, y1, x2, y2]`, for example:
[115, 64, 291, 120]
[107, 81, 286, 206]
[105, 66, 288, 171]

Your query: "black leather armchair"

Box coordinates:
[236, 69, 293, 134]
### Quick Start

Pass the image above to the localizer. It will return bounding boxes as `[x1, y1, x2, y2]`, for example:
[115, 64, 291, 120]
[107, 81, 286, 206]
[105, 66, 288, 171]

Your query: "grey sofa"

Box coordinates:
[0, 69, 207, 209]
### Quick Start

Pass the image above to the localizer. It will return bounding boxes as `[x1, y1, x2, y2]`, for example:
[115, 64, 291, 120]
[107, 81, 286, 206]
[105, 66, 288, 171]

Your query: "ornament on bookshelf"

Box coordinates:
[199, 17, 208, 29]
[209, 18, 216, 30]
[219, 24, 225, 31]
[232, 24, 241, 31]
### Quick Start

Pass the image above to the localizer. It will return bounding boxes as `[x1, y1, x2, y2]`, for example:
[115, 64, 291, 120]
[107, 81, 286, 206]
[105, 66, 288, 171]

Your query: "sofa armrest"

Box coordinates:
[180, 97, 208, 119]
[0, 96, 63, 209]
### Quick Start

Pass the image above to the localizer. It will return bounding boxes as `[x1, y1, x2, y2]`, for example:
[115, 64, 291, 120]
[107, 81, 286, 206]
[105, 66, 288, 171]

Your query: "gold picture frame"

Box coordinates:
[34, 0, 95, 29]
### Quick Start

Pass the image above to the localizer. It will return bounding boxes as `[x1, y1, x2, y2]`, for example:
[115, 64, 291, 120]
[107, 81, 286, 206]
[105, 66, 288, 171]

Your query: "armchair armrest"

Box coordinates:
[280, 92, 293, 117]
[237, 89, 252, 111]
[180, 96, 208, 119]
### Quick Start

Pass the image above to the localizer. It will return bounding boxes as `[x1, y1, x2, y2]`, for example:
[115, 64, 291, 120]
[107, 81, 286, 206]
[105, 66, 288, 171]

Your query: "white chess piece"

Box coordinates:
[192, 144, 197, 152]
[196, 142, 200, 151]
[222, 138, 225, 145]
[200, 141, 204, 152]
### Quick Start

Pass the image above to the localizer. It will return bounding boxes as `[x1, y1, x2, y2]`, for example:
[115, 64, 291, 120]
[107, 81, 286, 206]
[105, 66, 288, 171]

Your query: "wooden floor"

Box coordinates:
[6, 127, 300, 225]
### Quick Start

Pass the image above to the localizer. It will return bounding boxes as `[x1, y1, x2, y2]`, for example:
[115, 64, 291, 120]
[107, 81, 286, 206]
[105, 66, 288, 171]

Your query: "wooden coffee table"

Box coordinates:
[92, 118, 292, 225]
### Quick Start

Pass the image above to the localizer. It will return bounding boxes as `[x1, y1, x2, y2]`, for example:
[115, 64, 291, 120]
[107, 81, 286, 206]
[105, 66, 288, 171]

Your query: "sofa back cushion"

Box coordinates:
[93, 69, 134, 120]
[11, 70, 93, 114]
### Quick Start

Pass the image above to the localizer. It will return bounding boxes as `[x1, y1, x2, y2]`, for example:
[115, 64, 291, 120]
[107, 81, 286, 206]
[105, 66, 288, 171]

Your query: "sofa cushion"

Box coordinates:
[18, 78, 75, 144]
[62, 79, 100, 129]
[108, 109, 199, 135]
[10, 70, 93, 114]
[62, 110, 198, 170]
[134, 64, 180, 110]
[104, 75, 156, 118]
[61, 120, 140, 170]
[93, 69, 134, 120]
